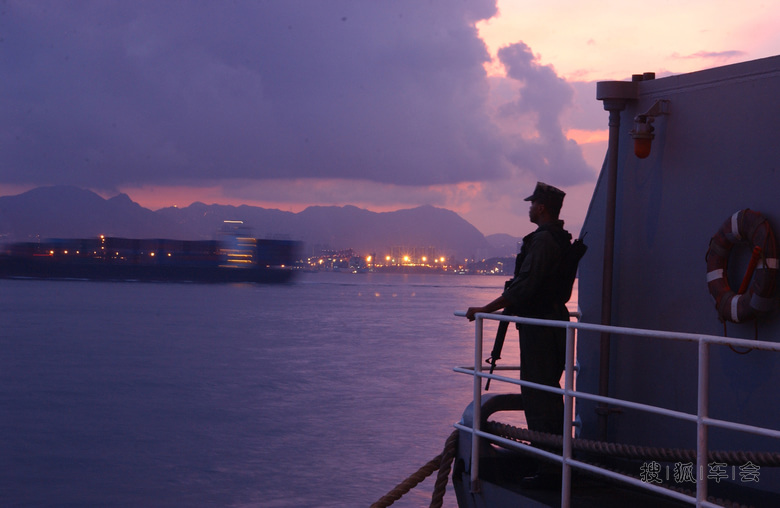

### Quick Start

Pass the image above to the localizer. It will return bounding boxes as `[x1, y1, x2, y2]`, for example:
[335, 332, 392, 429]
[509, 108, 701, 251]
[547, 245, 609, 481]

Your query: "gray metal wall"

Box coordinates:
[576, 56, 780, 482]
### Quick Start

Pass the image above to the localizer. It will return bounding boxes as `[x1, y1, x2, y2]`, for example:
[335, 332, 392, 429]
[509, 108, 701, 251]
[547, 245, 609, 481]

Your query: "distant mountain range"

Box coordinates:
[0, 186, 521, 260]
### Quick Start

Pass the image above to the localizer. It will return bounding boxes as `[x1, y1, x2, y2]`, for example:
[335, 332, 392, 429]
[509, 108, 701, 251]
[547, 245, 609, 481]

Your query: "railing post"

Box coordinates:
[696, 339, 709, 506]
[453, 314, 780, 507]
[561, 325, 576, 507]
[470, 315, 483, 493]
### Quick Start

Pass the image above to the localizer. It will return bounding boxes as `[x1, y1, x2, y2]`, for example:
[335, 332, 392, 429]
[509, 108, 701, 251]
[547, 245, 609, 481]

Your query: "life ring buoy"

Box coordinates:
[706, 209, 778, 323]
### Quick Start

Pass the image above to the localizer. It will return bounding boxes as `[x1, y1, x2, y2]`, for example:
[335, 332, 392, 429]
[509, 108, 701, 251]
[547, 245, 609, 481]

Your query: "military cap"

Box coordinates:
[524, 182, 566, 207]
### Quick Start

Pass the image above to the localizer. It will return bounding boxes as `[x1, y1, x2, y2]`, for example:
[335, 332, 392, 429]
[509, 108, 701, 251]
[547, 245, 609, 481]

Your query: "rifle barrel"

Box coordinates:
[485, 319, 509, 391]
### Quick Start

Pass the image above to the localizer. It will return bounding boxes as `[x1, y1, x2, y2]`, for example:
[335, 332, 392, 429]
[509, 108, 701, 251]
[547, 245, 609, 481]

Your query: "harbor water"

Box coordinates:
[1, 272, 537, 507]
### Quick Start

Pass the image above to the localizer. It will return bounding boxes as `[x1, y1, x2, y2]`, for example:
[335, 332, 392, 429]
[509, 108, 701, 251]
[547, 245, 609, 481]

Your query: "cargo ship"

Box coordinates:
[0, 233, 300, 284]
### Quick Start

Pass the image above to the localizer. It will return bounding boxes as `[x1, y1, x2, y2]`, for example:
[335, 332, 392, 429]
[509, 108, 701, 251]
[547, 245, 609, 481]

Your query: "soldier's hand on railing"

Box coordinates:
[465, 307, 484, 321]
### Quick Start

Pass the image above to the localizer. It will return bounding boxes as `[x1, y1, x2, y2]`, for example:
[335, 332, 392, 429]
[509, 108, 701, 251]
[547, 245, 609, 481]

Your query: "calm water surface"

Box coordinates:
[1, 272, 522, 507]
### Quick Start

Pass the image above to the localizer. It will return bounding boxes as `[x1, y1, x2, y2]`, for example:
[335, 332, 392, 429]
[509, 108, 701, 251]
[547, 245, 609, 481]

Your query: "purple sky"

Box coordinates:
[2, 1, 773, 236]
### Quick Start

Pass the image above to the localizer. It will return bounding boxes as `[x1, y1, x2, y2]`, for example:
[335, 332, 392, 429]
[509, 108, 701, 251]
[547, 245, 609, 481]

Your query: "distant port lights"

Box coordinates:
[306, 248, 449, 271]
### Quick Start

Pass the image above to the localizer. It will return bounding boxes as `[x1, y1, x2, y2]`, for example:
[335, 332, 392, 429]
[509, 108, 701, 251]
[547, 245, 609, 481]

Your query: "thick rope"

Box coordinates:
[372, 421, 775, 508]
[486, 422, 768, 507]
[429, 429, 459, 508]
[486, 421, 780, 466]
[370, 429, 459, 508]
[369, 456, 440, 508]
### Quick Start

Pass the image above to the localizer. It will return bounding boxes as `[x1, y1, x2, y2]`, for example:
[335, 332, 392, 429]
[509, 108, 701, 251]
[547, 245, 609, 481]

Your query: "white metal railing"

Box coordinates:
[452, 311, 780, 508]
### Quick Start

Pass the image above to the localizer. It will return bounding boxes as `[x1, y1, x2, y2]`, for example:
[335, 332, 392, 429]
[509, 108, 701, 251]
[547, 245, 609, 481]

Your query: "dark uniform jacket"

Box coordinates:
[502, 220, 571, 320]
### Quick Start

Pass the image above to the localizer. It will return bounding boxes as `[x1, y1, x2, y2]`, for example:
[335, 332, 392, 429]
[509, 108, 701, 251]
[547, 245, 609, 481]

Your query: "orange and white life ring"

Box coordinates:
[706, 209, 778, 323]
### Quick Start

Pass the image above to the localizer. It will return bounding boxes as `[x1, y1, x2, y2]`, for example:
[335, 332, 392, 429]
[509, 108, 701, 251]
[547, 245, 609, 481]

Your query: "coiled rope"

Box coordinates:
[485, 421, 780, 466]
[370, 429, 458, 508]
[371, 421, 779, 507]
[486, 421, 770, 507]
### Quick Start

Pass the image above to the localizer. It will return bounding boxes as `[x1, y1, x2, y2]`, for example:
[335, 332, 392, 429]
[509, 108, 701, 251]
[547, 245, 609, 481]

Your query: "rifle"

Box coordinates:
[484, 275, 516, 391]
[484, 234, 587, 391]
[485, 313, 510, 391]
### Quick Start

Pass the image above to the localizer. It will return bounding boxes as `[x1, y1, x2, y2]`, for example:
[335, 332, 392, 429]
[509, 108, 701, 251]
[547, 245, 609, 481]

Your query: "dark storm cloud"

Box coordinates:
[497, 42, 593, 184]
[1, 1, 592, 191]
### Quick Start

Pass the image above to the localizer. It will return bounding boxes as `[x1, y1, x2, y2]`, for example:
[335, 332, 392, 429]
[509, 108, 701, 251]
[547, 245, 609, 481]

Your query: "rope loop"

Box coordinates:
[370, 429, 458, 508]
[484, 420, 780, 466]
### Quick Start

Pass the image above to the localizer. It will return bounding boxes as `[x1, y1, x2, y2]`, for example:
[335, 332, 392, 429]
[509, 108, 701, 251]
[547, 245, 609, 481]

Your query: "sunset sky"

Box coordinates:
[3, 1, 780, 237]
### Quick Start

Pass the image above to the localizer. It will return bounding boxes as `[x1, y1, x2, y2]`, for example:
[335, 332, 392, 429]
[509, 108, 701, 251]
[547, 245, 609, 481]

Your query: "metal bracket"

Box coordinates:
[640, 99, 671, 118]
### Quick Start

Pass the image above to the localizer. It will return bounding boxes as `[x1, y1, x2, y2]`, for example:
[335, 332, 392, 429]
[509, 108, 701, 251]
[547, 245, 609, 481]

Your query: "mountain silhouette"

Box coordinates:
[0, 186, 518, 260]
